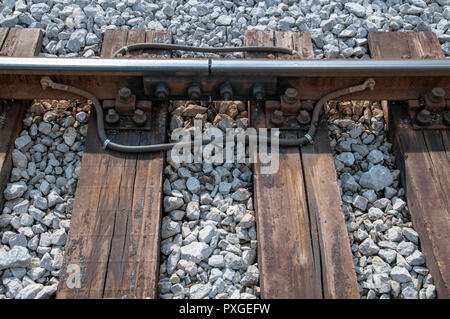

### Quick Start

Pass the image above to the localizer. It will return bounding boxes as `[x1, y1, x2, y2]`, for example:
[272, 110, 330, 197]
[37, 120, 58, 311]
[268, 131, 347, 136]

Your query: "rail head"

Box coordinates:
[211, 59, 450, 76]
[0, 57, 449, 77]
[0, 57, 210, 75]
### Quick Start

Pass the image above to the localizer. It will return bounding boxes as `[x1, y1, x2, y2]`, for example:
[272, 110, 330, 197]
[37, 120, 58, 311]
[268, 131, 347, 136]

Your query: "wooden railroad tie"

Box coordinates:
[56, 30, 171, 299]
[369, 31, 450, 299]
[245, 30, 359, 299]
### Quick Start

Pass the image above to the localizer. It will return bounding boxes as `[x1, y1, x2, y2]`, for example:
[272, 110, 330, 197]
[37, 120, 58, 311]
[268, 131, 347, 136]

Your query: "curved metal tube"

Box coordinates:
[40, 76, 200, 153]
[113, 43, 295, 57]
[275, 78, 376, 147]
[39, 77, 375, 153]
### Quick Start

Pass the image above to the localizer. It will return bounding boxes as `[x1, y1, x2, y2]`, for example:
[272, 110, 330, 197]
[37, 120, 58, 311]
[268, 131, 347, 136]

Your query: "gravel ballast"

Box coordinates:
[0, 0, 448, 299]
[0, 100, 89, 299]
[327, 101, 436, 299]
[158, 101, 258, 299]
[0, 0, 448, 58]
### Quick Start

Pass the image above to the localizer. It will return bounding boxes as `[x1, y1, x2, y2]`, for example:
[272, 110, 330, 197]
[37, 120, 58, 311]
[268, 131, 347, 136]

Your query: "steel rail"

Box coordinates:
[0, 57, 209, 74]
[0, 57, 449, 75]
[211, 59, 450, 75]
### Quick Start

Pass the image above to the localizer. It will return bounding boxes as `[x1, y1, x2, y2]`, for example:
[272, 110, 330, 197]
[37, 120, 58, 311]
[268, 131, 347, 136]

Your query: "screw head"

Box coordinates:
[188, 83, 201, 100]
[431, 87, 445, 99]
[105, 109, 120, 124]
[271, 110, 285, 126]
[133, 109, 147, 126]
[297, 110, 311, 125]
[119, 87, 131, 99]
[416, 108, 432, 126]
[253, 83, 265, 100]
[155, 83, 169, 99]
[285, 88, 298, 99]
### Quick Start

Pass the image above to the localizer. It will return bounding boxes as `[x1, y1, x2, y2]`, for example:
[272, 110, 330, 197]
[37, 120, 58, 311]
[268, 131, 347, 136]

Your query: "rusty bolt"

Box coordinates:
[187, 83, 202, 100]
[155, 82, 169, 100]
[118, 87, 133, 105]
[105, 108, 120, 125]
[430, 87, 445, 103]
[416, 109, 432, 126]
[219, 81, 233, 101]
[119, 87, 131, 100]
[133, 109, 147, 126]
[271, 110, 285, 126]
[284, 88, 298, 102]
[297, 110, 311, 125]
[252, 83, 265, 100]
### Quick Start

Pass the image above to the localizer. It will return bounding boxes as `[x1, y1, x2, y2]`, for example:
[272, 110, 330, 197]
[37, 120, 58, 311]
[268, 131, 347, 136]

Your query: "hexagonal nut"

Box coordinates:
[271, 110, 285, 126]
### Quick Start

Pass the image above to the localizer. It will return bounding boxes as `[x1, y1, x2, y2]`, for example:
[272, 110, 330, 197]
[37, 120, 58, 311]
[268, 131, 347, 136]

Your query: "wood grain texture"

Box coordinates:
[441, 130, 450, 162]
[370, 31, 450, 299]
[301, 124, 360, 299]
[0, 28, 9, 50]
[388, 107, 450, 299]
[251, 101, 319, 299]
[57, 30, 170, 299]
[0, 28, 42, 57]
[292, 31, 314, 59]
[247, 31, 322, 299]
[422, 131, 450, 211]
[244, 30, 275, 58]
[99, 29, 128, 59]
[275, 30, 322, 297]
[368, 31, 445, 59]
[248, 30, 358, 299]
[103, 104, 167, 298]
[56, 113, 121, 298]
[101, 29, 146, 298]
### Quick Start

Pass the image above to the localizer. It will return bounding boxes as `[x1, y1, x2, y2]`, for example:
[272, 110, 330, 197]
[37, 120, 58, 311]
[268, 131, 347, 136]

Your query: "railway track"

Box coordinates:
[0, 27, 449, 299]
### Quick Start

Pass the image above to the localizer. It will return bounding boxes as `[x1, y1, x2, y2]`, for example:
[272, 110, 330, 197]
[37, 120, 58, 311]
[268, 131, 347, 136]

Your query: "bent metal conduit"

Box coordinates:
[40, 76, 375, 153]
[112, 43, 297, 57]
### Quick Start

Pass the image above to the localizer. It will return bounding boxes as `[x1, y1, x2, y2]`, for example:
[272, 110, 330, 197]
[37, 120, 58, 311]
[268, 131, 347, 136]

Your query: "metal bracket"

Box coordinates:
[102, 87, 152, 131]
[142, 75, 277, 100]
[266, 88, 314, 136]
[407, 87, 449, 129]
